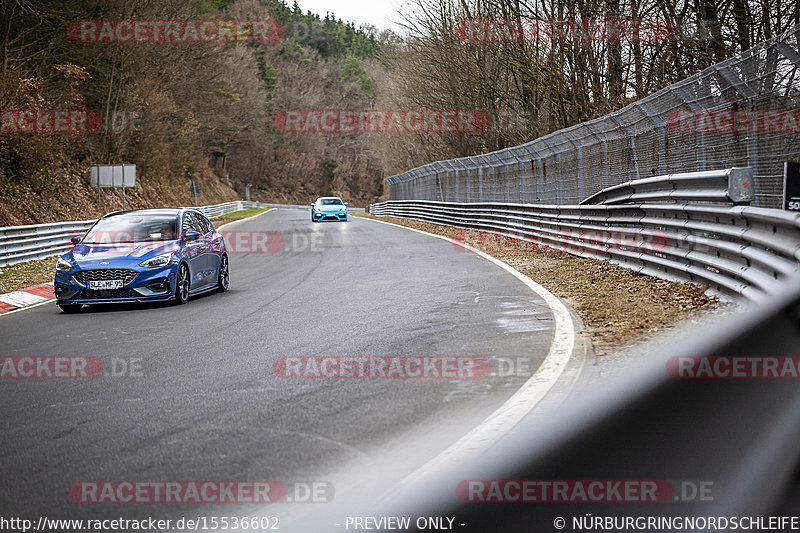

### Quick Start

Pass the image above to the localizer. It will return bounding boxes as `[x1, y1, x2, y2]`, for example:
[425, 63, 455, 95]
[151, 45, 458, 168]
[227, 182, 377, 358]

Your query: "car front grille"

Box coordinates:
[78, 289, 141, 299]
[74, 269, 138, 285]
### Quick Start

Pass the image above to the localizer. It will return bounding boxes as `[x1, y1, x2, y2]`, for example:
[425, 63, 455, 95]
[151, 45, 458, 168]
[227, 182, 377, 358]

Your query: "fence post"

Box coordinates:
[635, 101, 667, 176]
[672, 85, 707, 171]
[564, 130, 584, 202]
[477, 167, 483, 202]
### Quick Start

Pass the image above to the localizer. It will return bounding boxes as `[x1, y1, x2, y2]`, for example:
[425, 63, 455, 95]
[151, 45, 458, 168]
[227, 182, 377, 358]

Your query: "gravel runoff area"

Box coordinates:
[0, 209, 272, 295]
[354, 212, 734, 358]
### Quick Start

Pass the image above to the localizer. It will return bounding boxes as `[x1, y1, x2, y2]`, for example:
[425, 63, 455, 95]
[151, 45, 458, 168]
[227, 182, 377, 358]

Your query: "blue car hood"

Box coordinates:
[70, 242, 180, 264]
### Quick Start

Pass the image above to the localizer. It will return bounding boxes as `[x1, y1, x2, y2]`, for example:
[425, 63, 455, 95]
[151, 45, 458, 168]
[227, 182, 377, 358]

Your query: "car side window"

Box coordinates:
[201, 214, 214, 233]
[200, 214, 213, 234]
[192, 213, 210, 235]
[182, 214, 197, 234]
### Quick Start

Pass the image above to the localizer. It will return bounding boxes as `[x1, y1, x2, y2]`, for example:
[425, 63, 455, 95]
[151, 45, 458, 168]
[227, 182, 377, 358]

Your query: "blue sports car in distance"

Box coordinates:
[310, 197, 349, 222]
[54, 208, 229, 313]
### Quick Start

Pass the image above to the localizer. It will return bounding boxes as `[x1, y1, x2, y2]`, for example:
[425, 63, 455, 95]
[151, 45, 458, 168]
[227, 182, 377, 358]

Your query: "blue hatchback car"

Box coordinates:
[54, 208, 229, 313]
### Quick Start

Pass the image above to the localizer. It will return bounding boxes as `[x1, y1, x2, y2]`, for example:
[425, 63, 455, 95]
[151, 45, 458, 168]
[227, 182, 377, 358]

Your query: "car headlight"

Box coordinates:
[56, 257, 73, 271]
[139, 253, 174, 268]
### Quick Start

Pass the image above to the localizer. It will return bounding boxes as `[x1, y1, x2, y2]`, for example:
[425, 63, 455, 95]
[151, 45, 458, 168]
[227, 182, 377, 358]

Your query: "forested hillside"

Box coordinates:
[0, 0, 387, 225]
[1, 0, 793, 225]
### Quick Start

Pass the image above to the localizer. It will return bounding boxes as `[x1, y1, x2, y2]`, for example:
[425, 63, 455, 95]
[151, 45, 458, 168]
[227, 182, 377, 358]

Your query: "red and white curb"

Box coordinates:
[0, 283, 55, 315]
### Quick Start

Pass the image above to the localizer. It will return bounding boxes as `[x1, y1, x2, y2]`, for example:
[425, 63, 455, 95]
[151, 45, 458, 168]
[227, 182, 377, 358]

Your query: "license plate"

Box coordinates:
[88, 280, 123, 290]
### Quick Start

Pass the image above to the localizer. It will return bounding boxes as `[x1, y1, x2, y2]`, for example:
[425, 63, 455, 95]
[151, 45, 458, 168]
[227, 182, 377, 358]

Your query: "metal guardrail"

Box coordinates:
[580, 168, 754, 206]
[369, 179, 800, 302]
[0, 201, 260, 267]
[0, 220, 97, 268]
[196, 200, 260, 219]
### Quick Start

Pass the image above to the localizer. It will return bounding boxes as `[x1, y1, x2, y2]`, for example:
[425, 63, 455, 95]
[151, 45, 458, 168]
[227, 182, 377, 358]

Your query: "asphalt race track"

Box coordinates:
[0, 208, 561, 525]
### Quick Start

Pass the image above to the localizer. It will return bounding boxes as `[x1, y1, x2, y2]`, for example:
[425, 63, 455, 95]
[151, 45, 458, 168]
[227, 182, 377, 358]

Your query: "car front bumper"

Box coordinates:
[313, 211, 348, 221]
[55, 264, 179, 304]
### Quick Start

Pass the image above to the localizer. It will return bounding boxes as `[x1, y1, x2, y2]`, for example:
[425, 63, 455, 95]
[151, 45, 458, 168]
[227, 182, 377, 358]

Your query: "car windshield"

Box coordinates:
[82, 215, 179, 243]
[318, 199, 343, 205]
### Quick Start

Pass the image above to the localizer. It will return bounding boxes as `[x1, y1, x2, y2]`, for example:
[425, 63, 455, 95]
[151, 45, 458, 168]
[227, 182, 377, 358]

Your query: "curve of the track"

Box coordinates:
[0, 208, 558, 520]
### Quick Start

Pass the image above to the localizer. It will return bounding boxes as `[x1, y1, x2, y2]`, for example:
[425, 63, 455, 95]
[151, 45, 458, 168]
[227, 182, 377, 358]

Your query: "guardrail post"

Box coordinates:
[715, 65, 763, 206]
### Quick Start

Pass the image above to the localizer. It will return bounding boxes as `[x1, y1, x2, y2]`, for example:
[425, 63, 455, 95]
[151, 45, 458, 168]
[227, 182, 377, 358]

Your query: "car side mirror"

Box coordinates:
[185, 231, 201, 242]
[345, 203, 349, 206]
[70, 236, 81, 245]
[310, 203, 315, 206]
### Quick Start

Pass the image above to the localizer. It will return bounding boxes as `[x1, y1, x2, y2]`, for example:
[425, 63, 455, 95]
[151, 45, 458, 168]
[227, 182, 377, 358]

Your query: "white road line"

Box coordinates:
[356, 216, 577, 494]
[0, 298, 54, 317]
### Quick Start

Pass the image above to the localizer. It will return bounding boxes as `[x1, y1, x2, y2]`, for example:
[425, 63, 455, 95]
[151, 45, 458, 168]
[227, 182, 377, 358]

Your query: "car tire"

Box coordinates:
[58, 304, 83, 314]
[175, 263, 190, 305]
[217, 254, 229, 293]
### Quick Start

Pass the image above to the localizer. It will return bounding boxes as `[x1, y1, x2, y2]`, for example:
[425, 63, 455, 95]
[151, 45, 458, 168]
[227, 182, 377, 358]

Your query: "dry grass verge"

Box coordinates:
[0, 257, 58, 295]
[211, 208, 271, 228]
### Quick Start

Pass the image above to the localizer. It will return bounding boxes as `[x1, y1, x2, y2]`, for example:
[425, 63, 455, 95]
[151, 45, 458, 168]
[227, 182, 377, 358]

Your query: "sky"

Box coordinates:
[295, 0, 410, 32]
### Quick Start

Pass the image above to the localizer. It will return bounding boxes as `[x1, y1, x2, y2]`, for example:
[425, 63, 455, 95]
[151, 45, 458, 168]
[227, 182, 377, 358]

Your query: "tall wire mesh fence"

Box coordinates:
[386, 24, 800, 208]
